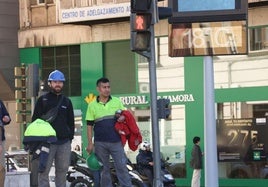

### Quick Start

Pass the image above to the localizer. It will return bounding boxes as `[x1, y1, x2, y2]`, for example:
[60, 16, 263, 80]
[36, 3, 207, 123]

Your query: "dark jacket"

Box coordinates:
[190, 144, 202, 169]
[136, 149, 153, 172]
[32, 92, 75, 142]
[23, 118, 57, 172]
[0, 100, 11, 141]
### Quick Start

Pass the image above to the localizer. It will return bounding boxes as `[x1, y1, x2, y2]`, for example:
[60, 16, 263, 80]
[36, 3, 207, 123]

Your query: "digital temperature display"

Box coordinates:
[168, 20, 247, 57]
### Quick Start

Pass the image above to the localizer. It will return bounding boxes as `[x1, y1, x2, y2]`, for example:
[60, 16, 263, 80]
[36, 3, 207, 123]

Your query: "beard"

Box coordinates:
[51, 86, 62, 94]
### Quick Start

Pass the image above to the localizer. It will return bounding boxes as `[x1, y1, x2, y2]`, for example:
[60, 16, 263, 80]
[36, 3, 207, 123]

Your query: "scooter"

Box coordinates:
[160, 158, 177, 187]
[128, 158, 176, 187]
[66, 151, 94, 187]
[106, 158, 145, 187]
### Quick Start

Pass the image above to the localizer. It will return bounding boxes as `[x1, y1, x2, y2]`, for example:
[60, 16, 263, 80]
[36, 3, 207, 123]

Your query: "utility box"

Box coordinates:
[5, 150, 30, 187]
[5, 172, 31, 187]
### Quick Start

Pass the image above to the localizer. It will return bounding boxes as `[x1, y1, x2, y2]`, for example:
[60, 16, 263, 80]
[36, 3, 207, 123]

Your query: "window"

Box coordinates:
[30, 0, 54, 5]
[125, 105, 186, 178]
[217, 101, 268, 179]
[41, 46, 81, 97]
[30, 0, 38, 5]
[38, 0, 45, 4]
[103, 41, 136, 94]
[46, 0, 54, 4]
[249, 26, 268, 51]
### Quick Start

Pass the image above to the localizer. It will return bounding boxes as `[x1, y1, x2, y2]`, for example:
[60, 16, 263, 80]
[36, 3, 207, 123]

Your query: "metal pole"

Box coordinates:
[148, 1, 163, 184]
[204, 56, 219, 187]
[149, 24, 163, 187]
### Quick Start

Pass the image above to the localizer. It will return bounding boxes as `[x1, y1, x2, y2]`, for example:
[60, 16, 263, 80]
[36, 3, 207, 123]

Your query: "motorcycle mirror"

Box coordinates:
[126, 164, 133, 171]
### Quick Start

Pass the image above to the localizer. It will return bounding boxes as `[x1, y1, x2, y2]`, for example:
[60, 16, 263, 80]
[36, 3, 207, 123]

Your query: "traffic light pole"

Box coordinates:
[130, 0, 170, 185]
[149, 25, 163, 187]
[134, 25, 163, 187]
[148, 2, 163, 185]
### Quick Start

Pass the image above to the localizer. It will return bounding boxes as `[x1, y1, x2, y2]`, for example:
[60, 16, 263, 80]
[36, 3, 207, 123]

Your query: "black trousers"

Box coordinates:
[142, 168, 154, 187]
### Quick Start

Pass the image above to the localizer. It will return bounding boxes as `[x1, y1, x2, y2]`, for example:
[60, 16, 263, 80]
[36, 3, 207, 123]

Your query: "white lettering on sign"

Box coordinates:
[120, 95, 148, 105]
[60, 3, 130, 23]
[119, 94, 195, 106]
[160, 94, 195, 102]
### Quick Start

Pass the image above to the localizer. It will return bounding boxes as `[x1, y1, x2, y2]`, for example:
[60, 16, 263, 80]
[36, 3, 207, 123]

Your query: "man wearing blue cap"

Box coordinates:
[32, 70, 75, 187]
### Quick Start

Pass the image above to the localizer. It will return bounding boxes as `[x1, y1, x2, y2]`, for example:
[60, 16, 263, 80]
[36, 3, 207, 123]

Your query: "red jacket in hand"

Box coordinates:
[114, 110, 142, 151]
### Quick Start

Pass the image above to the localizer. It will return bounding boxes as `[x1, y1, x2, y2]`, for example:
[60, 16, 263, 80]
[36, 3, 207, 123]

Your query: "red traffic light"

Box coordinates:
[136, 15, 146, 30]
[131, 13, 151, 31]
[130, 0, 152, 52]
[130, 13, 151, 52]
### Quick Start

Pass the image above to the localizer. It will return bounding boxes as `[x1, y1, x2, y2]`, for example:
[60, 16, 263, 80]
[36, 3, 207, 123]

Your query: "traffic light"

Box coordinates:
[14, 64, 32, 123]
[158, 6, 172, 20]
[157, 98, 171, 119]
[157, 0, 172, 20]
[130, 0, 152, 52]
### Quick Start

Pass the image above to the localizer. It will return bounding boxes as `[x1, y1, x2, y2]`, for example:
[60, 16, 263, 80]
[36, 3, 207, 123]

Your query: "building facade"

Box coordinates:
[0, 0, 19, 100]
[17, 0, 268, 186]
[0, 0, 22, 152]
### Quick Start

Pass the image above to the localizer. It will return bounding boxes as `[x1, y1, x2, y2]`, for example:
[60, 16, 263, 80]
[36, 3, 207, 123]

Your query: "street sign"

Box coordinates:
[169, 20, 247, 57]
[168, 0, 248, 57]
[169, 0, 247, 23]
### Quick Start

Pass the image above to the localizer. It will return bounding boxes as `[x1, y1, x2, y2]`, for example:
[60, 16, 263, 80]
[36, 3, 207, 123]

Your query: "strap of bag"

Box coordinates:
[56, 95, 64, 109]
[40, 95, 65, 123]
[42, 94, 64, 110]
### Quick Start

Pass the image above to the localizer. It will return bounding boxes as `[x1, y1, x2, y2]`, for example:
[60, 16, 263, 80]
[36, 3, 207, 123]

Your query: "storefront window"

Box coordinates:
[103, 41, 136, 94]
[124, 104, 186, 178]
[217, 101, 268, 179]
[71, 109, 83, 155]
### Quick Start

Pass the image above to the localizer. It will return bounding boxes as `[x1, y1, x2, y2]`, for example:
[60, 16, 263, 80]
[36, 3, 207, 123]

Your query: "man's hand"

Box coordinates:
[117, 115, 125, 123]
[86, 125, 94, 154]
[86, 142, 94, 154]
